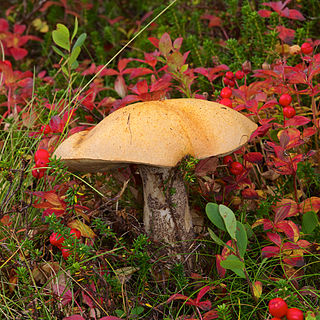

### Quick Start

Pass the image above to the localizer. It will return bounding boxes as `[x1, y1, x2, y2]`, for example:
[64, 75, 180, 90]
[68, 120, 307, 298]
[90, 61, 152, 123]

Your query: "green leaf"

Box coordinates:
[73, 33, 87, 51]
[244, 223, 254, 238]
[220, 255, 245, 278]
[208, 228, 226, 247]
[131, 306, 144, 315]
[52, 23, 70, 51]
[236, 221, 247, 258]
[219, 205, 237, 239]
[71, 61, 79, 70]
[206, 203, 226, 231]
[115, 309, 126, 318]
[302, 211, 319, 234]
[52, 45, 67, 59]
[71, 17, 78, 41]
[69, 46, 81, 66]
[180, 64, 188, 72]
[61, 65, 68, 76]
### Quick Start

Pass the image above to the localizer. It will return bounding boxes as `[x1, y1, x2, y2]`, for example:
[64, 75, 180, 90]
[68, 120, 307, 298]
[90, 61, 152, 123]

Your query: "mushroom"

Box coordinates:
[54, 98, 257, 252]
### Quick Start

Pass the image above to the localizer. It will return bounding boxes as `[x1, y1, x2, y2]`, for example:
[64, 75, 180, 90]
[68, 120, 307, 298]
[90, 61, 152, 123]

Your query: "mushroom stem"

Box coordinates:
[138, 165, 194, 249]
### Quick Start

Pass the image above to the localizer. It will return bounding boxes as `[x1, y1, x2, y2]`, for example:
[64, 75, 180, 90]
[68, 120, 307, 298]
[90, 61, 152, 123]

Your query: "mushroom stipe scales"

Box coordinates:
[54, 99, 257, 261]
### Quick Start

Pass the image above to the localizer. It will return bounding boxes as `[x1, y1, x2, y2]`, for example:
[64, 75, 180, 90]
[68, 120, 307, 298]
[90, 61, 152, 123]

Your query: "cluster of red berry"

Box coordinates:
[279, 93, 296, 119]
[223, 155, 244, 176]
[49, 228, 81, 259]
[32, 149, 50, 179]
[220, 70, 245, 108]
[269, 297, 304, 320]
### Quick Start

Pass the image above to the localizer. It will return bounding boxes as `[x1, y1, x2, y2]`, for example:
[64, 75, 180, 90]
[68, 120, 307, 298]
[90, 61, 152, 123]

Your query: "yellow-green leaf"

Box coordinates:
[68, 220, 96, 239]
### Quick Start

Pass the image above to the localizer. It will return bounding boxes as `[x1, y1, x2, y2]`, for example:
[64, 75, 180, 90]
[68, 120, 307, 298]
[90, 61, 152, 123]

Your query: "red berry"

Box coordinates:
[220, 98, 232, 108]
[235, 70, 244, 79]
[301, 42, 313, 55]
[50, 232, 65, 249]
[225, 71, 234, 80]
[268, 298, 288, 318]
[223, 77, 230, 86]
[35, 158, 48, 168]
[32, 168, 45, 179]
[279, 94, 292, 106]
[41, 124, 51, 135]
[70, 228, 81, 239]
[283, 106, 296, 118]
[34, 149, 50, 162]
[228, 79, 235, 87]
[286, 308, 304, 320]
[229, 162, 244, 175]
[61, 248, 72, 259]
[223, 155, 233, 165]
[270, 318, 282, 320]
[221, 87, 232, 99]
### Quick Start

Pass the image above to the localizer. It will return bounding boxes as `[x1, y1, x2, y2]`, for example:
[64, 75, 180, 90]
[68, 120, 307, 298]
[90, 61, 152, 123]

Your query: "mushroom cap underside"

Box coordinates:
[54, 98, 257, 171]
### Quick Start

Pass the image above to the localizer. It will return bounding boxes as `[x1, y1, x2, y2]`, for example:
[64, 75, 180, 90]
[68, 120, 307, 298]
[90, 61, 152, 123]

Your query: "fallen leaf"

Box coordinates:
[68, 220, 96, 239]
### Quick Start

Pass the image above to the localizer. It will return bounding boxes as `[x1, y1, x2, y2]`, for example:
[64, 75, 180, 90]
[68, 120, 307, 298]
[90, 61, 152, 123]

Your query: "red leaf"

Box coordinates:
[148, 36, 159, 48]
[275, 220, 299, 241]
[159, 32, 172, 57]
[274, 198, 299, 222]
[194, 67, 209, 77]
[9, 47, 28, 60]
[287, 9, 305, 21]
[81, 63, 97, 75]
[167, 293, 195, 305]
[114, 76, 127, 98]
[82, 291, 94, 308]
[259, 100, 278, 111]
[287, 71, 306, 84]
[261, 246, 280, 258]
[250, 123, 272, 140]
[129, 67, 153, 79]
[173, 37, 183, 50]
[117, 58, 131, 73]
[50, 116, 65, 133]
[244, 152, 263, 164]
[195, 286, 211, 304]
[301, 197, 320, 213]
[150, 73, 172, 92]
[197, 300, 212, 311]
[195, 157, 218, 176]
[283, 256, 305, 267]
[276, 26, 295, 43]
[262, 1, 285, 13]
[297, 239, 311, 248]
[285, 116, 311, 127]
[0, 18, 9, 32]
[0, 214, 11, 226]
[252, 218, 273, 230]
[278, 128, 304, 149]
[100, 68, 119, 76]
[258, 9, 272, 17]
[201, 14, 222, 27]
[302, 127, 317, 139]
[267, 232, 282, 246]
[203, 310, 219, 320]
[63, 316, 86, 320]
[216, 254, 226, 278]
[52, 284, 72, 305]
[241, 188, 259, 199]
